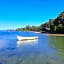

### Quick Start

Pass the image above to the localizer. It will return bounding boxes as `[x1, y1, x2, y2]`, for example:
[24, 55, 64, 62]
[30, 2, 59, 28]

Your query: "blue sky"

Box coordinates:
[0, 0, 64, 30]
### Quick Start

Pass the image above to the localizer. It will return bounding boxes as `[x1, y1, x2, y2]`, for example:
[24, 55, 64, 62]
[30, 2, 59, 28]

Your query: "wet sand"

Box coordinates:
[47, 34, 64, 36]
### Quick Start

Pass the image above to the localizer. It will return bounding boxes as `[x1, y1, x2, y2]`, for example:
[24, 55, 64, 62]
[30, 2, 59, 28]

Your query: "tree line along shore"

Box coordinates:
[16, 11, 64, 35]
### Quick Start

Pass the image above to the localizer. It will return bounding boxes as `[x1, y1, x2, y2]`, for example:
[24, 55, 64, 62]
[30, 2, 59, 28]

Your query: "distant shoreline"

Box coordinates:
[30, 31, 41, 34]
[18, 31, 64, 36]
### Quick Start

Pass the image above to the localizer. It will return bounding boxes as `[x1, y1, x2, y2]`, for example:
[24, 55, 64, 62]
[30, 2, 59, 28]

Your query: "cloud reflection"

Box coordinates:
[17, 39, 38, 47]
[0, 40, 9, 49]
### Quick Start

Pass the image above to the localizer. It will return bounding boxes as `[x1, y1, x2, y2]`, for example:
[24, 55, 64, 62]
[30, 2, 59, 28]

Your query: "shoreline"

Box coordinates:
[30, 31, 64, 36]
[46, 34, 64, 36]
[28, 31, 41, 34]
[18, 31, 64, 36]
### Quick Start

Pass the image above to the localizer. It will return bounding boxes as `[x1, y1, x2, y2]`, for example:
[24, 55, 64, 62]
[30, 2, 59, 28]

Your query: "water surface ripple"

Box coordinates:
[0, 31, 64, 64]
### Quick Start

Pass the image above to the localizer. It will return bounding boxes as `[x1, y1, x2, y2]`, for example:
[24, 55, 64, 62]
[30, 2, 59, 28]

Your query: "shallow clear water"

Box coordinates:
[0, 31, 64, 64]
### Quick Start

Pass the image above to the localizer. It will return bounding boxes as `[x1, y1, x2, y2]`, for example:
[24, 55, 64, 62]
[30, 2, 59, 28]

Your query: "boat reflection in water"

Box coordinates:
[17, 39, 38, 47]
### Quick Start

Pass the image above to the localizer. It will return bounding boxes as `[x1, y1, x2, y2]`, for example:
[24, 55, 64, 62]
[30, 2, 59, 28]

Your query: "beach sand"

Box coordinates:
[47, 34, 64, 36]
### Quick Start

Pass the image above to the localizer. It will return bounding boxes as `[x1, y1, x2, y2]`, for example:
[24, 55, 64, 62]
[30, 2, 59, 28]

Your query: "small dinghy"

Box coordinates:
[17, 35, 38, 41]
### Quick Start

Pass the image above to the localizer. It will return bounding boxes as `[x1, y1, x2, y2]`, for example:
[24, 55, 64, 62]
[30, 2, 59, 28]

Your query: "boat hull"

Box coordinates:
[17, 36, 38, 41]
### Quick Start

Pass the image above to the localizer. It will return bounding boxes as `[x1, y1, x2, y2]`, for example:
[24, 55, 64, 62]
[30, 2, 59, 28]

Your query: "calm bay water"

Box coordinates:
[0, 31, 64, 64]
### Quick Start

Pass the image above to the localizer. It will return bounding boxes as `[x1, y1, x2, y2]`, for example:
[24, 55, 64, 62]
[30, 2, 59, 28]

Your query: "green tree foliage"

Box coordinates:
[16, 25, 41, 32]
[49, 19, 54, 26]
[16, 11, 64, 34]
[50, 11, 64, 33]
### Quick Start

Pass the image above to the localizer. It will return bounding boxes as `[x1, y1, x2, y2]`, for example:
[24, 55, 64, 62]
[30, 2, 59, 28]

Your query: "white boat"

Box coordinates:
[17, 35, 38, 41]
